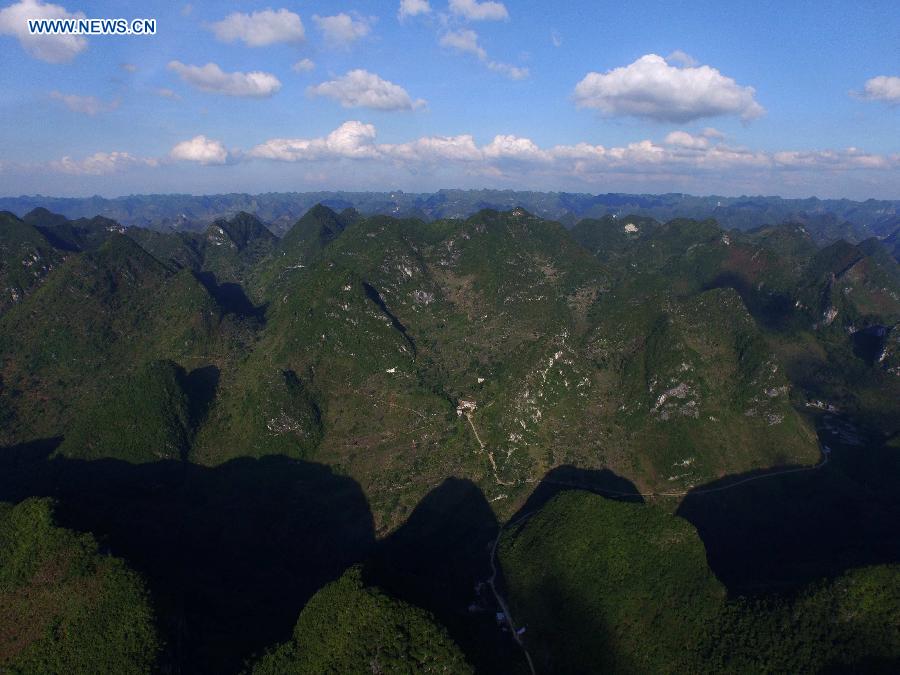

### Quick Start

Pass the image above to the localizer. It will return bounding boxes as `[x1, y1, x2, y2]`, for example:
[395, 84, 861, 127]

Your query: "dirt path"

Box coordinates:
[465, 412, 516, 486]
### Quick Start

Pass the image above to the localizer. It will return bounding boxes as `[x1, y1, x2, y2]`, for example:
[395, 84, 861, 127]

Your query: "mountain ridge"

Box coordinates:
[2, 191, 897, 244]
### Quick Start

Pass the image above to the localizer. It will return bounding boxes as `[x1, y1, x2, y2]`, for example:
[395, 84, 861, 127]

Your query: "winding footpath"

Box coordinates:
[466, 412, 516, 487]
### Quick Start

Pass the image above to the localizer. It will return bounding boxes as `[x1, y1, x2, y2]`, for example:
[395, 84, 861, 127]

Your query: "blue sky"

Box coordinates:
[0, 0, 898, 198]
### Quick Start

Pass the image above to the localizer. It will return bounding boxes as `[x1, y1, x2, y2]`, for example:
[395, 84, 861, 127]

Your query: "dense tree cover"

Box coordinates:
[710, 564, 900, 672]
[0, 498, 159, 674]
[251, 566, 471, 674]
[499, 491, 726, 673]
[57, 359, 193, 463]
[499, 490, 900, 674]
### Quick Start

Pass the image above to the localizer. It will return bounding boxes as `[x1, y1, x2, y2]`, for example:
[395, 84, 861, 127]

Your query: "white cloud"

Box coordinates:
[574, 54, 765, 123]
[155, 88, 180, 100]
[249, 121, 380, 161]
[170, 135, 230, 164]
[487, 61, 529, 80]
[237, 121, 898, 190]
[252, 123, 484, 164]
[440, 29, 528, 79]
[41, 121, 897, 192]
[549, 142, 607, 162]
[252, 123, 481, 164]
[602, 140, 669, 165]
[551, 30, 562, 48]
[312, 12, 371, 47]
[398, 0, 430, 20]
[858, 75, 900, 103]
[168, 61, 281, 98]
[773, 147, 892, 170]
[43, 130, 897, 196]
[209, 8, 304, 47]
[449, 0, 508, 21]
[484, 135, 550, 162]
[292, 58, 315, 73]
[51, 151, 156, 175]
[0, 0, 86, 63]
[383, 134, 482, 162]
[308, 70, 425, 111]
[440, 29, 486, 59]
[664, 130, 710, 149]
[50, 91, 119, 115]
[666, 50, 698, 67]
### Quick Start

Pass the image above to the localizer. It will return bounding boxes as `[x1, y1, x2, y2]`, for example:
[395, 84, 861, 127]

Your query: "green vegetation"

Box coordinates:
[251, 566, 471, 674]
[192, 366, 322, 464]
[0, 231, 252, 444]
[0, 498, 159, 674]
[24, 206, 124, 252]
[0, 211, 64, 315]
[712, 564, 900, 672]
[499, 492, 725, 673]
[280, 202, 350, 257]
[499, 490, 900, 674]
[0, 203, 897, 672]
[9, 204, 889, 519]
[56, 360, 193, 463]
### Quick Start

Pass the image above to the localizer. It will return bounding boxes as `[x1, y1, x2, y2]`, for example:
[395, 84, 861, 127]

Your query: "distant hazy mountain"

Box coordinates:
[1, 190, 897, 243]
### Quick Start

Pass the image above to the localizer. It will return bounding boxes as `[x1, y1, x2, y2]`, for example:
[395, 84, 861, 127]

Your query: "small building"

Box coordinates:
[456, 400, 477, 417]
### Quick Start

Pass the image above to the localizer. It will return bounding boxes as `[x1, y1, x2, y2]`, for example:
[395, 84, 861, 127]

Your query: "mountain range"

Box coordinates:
[1, 202, 898, 673]
[1, 190, 898, 245]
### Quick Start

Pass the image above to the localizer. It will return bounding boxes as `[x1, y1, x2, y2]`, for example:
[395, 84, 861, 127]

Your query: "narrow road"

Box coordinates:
[530, 451, 830, 500]
[488, 513, 537, 675]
